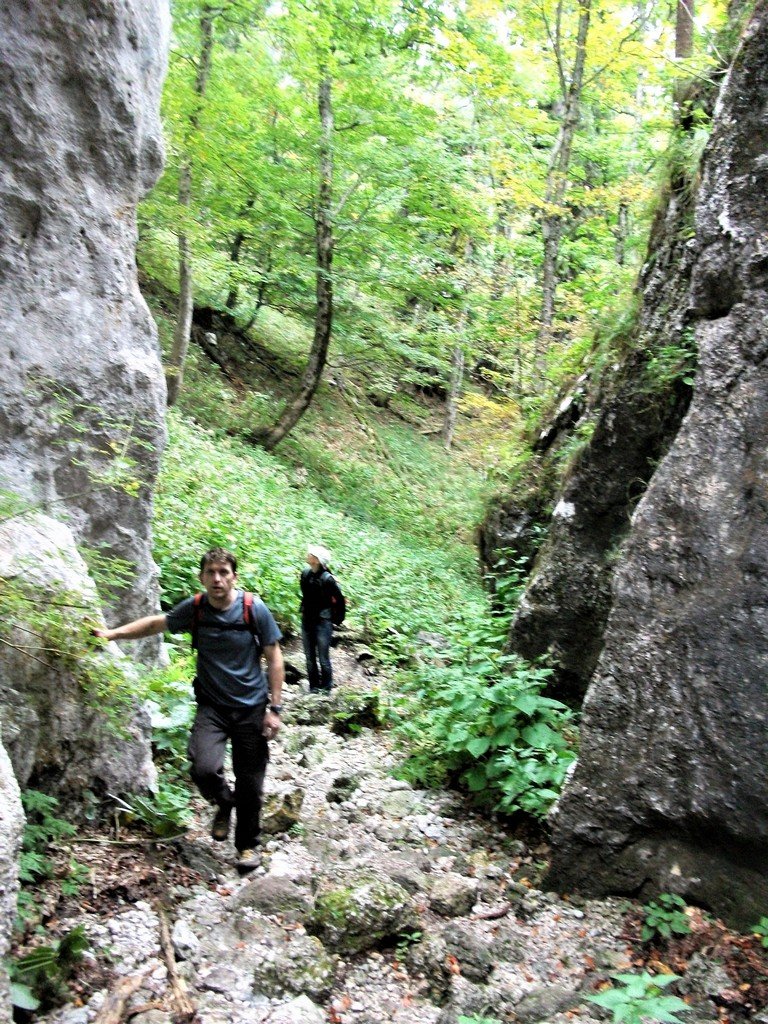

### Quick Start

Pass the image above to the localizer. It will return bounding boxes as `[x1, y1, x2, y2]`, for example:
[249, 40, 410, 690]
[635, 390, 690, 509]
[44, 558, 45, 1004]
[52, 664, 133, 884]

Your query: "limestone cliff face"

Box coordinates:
[0, 745, 23, 1022]
[547, 3, 768, 927]
[0, 514, 157, 800]
[0, 2, 168, 978]
[0, 0, 170, 657]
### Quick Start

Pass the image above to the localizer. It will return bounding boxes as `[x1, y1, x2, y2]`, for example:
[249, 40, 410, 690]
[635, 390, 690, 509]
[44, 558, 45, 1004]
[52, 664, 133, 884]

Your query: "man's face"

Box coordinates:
[306, 554, 321, 571]
[200, 560, 237, 604]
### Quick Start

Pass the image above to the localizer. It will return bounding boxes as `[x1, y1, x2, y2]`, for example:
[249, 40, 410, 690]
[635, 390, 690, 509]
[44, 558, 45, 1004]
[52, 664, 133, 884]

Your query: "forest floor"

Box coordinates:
[15, 638, 768, 1024]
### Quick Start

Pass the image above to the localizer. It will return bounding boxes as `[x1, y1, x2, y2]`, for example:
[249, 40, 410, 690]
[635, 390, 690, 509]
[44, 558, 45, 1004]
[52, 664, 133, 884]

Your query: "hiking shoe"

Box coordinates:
[235, 848, 260, 873]
[210, 804, 232, 842]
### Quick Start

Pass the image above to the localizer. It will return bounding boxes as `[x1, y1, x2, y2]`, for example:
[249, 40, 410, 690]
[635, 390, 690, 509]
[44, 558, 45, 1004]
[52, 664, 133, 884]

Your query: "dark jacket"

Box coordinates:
[300, 566, 343, 622]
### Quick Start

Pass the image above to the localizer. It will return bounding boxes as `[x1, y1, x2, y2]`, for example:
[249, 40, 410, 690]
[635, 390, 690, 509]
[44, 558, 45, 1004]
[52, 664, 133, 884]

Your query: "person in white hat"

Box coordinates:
[300, 544, 345, 692]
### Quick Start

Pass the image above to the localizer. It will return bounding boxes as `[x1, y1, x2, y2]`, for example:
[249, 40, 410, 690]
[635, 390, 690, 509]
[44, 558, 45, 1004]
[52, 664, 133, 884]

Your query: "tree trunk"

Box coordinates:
[675, 0, 694, 58]
[535, 0, 592, 372]
[225, 196, 256, 310]
[166, 162, 194, 407]
[673, 0, 695, 117]
[442, 333, 466, 451]
[257, 74, 334, 451]
[165, 4, 215, 407]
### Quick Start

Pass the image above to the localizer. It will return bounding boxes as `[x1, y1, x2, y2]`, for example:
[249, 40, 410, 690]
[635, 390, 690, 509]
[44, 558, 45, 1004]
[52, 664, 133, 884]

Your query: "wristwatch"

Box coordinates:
[269, 704, 282, 715]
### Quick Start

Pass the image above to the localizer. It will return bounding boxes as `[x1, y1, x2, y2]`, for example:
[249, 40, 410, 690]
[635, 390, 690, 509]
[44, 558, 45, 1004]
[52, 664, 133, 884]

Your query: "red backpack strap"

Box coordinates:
[191, 592, 205, 649]
[242, 591, 254, 627]
[242, 591, 262, 650]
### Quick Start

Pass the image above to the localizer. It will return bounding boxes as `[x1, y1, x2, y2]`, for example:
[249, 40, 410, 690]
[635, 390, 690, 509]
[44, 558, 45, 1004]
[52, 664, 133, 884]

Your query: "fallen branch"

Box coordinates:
[72, 833, 187, 847]
[92, 971, 148, 1024]
[472, 901, 512, 920]
[157, 904, 197, 1022]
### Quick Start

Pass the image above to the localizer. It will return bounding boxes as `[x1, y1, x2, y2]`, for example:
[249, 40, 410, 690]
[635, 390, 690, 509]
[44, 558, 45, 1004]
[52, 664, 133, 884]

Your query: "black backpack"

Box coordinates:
[321, 571, 346, 626]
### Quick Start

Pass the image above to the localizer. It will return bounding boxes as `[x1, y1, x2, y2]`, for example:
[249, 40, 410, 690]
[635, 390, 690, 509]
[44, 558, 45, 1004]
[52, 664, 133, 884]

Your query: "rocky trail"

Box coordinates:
[24, 639, 768, 1024]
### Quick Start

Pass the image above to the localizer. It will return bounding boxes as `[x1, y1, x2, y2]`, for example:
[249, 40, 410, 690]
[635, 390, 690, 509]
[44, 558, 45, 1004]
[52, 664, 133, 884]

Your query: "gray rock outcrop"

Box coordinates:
[547, 2, 768, 928]
[0, 742, 23, 1023]
[0, 0, 170, 661]
[0, 513, 155, 798]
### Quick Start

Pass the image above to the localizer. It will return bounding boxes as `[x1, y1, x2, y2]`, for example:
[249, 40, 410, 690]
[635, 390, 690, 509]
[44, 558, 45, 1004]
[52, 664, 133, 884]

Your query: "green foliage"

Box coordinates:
[393, 608, 577, 818]
[330, 690, 383, 736]
[141, 646, 197, 776]
[641, 894, 692, 944]
[642, 338, 697, 392]
[553, 418, 597, 470]
[112, 652, 198, 837]
[751, 917, 768, 949]
[138, 0, 727, 432]
[116, 780, 193, 838]
[395, 929, 423, 960]
[17, 791, 92, 930]
[458, 1015, 502, 1024]
[587, 972, 690, 1024]
[10, 925, 90, 1013]
[17, 791, 86, 927]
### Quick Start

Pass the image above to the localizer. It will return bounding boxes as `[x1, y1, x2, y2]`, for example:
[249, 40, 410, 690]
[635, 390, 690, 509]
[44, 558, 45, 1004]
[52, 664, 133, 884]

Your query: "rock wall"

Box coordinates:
[547, 3, 768, 928]
[0, 0, 170, 659]
[480, 139, 707, 703]
[507, 352, 691, 705]
[0, 514, 156, 800]
[0, 743, 23, 1023]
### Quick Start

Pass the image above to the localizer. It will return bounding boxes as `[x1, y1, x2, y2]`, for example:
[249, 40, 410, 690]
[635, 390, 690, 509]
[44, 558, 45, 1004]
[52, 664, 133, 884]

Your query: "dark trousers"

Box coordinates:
[187, 701, 269, 851]
[302, 617, 334, 690]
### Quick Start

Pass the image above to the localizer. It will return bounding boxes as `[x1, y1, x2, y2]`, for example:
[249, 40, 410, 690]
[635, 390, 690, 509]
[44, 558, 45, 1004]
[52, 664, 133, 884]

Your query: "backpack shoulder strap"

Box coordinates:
[242, 591, 262, 649]
[191, 592, 205, 650]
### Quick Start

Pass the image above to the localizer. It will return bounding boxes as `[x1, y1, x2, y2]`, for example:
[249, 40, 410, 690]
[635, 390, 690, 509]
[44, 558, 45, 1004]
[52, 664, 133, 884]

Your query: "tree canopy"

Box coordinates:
[139, 0, 729, 437]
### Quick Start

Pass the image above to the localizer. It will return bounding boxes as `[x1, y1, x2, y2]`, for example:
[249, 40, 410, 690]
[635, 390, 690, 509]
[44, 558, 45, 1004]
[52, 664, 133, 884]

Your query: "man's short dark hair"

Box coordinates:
[200, 548, 238, 573]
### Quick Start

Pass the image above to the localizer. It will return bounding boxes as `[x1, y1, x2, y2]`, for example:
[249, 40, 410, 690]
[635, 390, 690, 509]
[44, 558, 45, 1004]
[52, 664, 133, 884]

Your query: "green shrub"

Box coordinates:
[17, 791, 86, 927]
[393, 611, 577, 818]
[641, 893, 692, 943]
[117, 779, 193, 838]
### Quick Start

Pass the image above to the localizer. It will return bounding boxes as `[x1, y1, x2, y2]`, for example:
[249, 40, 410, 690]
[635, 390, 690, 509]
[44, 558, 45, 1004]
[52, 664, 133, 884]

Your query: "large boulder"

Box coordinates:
[547, 3, 768, 928]
[0, 0, 170, 662]
[307, 869, 418, 954]
[0, 513, 155, 798]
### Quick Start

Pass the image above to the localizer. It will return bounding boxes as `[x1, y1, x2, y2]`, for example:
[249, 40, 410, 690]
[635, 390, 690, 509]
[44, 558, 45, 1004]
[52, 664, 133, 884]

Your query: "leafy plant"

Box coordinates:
[642, 332, 697, 393]
[140, 647, 197, 777]
[11, 925, 90, 1012]
[641, 894, 691, 943]
[16, 791, 87, 927]
[751, 916, 768, 948]
[393, 607, 577, 818]
[395, 929, 422, 960]
[587, 972, 689, 1024]
[115, 779, 193, 838]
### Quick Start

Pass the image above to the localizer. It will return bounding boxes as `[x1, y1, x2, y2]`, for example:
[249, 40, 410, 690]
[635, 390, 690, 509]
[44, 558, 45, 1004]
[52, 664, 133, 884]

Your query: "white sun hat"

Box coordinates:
[307, 544, 331, 567]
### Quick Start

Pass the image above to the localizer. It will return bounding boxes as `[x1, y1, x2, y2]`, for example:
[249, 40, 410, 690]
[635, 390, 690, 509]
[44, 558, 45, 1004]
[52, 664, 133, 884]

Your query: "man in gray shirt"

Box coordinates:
[95, 547, 284, 873]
